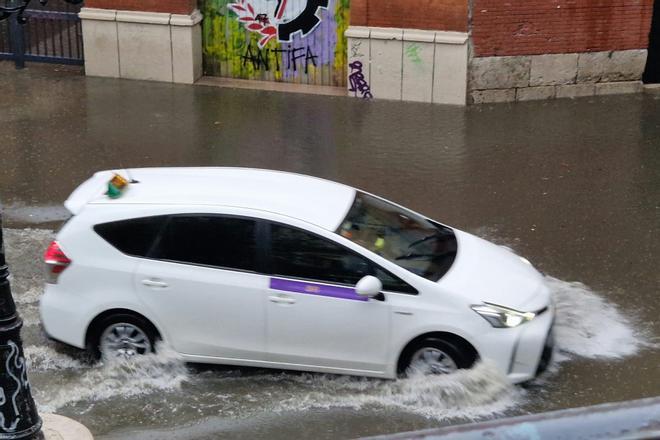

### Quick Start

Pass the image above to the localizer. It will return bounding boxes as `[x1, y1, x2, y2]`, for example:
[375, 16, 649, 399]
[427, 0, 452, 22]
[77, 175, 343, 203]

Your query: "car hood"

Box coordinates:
[439, 230, 550, 312]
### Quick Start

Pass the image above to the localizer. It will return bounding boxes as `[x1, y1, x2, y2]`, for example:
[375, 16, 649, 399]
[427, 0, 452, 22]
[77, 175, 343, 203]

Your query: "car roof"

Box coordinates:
[66, 167, 357, 231]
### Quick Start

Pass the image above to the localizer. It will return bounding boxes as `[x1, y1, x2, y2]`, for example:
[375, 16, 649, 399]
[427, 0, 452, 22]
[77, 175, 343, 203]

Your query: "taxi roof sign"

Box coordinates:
[106, 173, 129, 199]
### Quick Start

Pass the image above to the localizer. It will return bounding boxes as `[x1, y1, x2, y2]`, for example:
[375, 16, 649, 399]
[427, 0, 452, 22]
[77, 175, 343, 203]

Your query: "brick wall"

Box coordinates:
[85, 0, 196, 14]
[351, 0, 468, 32]
[472, 0, 654, 57]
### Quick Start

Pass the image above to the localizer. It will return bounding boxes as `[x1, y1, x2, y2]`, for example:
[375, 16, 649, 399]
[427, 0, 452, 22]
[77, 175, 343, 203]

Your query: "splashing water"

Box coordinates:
[24, 345, 87, 372]
[545, 276, 649, 360]
[270, 361, 521, 420]
[35, 344, 190, 414]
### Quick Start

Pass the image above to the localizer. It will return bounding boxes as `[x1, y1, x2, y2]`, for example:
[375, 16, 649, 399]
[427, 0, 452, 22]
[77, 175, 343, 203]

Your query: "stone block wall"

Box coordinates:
[469, 49, 647, 103]
[468, 0, 653, 103]
[80, 8, 203, 84]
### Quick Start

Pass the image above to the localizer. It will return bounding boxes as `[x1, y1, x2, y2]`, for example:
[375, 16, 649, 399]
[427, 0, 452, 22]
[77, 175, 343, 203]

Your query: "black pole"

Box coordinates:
[8, 12, 26, 70]
[643, 0, 660, 83]
[0, 210, 42, 439]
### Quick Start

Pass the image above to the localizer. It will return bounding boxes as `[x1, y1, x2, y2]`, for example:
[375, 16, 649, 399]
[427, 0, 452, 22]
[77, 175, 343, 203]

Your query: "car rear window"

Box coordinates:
[95, 216, 166, 257]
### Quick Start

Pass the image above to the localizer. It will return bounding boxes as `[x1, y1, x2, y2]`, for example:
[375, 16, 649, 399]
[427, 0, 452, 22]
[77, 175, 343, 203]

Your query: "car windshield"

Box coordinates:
[336, 192, 457, 282]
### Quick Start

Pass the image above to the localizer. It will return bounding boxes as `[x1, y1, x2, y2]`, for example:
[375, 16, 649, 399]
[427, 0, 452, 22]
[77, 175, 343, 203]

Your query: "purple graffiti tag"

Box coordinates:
[348, 61, 373, 99]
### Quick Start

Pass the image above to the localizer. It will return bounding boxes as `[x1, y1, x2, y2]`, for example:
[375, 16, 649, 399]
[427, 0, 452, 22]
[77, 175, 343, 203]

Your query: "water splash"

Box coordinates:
[35, 344, 190, 413]
[545, 276, 649, 360]
[24, 345, 87, 372]
[271, 361, 521, 420]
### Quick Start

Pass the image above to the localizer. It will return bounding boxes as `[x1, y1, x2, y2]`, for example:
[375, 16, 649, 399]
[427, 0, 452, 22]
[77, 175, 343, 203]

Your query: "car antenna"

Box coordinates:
[125, 168, 139, 184]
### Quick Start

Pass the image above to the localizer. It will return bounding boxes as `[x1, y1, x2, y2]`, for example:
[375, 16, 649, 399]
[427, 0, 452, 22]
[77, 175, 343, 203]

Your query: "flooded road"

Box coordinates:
[1, 64, 659, 439]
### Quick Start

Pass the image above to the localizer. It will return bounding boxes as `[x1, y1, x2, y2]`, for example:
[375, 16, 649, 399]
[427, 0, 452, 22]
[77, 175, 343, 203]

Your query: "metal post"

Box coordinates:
[7, 11, 26, 69]
[0, 210, 42, 439]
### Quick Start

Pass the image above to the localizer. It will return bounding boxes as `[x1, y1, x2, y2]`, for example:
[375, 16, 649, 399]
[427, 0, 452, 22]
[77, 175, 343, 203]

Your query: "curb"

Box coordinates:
[42, 414, 93, 440]
[643, 83, 660, 94]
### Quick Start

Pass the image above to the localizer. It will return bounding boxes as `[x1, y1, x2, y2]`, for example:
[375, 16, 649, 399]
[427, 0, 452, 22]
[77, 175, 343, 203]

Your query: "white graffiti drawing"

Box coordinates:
[228, 0, 329, 48]
[0, 341, 26, 433]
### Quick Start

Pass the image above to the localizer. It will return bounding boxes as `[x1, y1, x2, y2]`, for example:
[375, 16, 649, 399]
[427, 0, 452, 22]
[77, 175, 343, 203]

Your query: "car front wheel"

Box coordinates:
[401, 336, 476, 376]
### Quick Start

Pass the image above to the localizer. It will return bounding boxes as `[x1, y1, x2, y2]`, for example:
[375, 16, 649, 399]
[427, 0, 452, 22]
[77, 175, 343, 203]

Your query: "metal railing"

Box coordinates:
[0, 0, 83, 68]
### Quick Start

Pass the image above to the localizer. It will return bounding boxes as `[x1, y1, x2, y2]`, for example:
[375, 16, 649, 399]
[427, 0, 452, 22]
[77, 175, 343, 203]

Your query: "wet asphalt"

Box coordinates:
[0, 61, 659, 439]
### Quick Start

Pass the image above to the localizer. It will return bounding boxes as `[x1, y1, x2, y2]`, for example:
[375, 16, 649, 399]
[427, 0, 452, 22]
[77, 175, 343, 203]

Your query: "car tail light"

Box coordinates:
[44, 241, 71, 284]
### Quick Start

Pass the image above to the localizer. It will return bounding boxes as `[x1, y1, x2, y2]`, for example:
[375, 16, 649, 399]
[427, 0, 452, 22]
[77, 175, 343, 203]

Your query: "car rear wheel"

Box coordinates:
[91, 314, 157, 361]
[401, 336, 476, 376]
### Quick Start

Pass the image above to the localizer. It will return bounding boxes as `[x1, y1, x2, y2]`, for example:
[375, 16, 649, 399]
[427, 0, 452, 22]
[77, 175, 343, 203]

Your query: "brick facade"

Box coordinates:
[84, 0, 196, 15]
[350, 0, 468, 32]
[472, 0, 654, 57]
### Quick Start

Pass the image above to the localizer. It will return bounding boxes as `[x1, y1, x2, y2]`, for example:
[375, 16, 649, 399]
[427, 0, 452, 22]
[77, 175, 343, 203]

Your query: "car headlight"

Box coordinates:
[471, 303, 536, 328]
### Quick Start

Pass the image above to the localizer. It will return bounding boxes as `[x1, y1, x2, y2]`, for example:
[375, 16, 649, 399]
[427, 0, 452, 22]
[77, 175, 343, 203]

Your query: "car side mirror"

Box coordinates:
[355, 275, 383, 298]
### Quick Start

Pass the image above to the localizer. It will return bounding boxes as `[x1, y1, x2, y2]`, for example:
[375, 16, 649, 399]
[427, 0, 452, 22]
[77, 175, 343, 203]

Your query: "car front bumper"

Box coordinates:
[506, 304, 555, 383]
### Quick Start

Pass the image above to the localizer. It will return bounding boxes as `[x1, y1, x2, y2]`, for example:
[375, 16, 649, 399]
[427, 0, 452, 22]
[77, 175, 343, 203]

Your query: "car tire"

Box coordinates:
[89, 313, 158, 361]
[399, 336, 476, 376]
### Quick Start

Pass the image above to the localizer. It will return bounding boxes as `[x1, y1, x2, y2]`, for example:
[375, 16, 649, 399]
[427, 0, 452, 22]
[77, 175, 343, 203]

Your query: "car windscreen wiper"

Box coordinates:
[407, 231, 442, 249]
[395, 252, 437, 261]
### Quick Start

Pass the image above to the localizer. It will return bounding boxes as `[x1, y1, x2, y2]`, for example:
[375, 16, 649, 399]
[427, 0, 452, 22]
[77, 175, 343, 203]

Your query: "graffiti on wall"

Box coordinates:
[202, 0, 350, 87]
[348, 61, 372, 99]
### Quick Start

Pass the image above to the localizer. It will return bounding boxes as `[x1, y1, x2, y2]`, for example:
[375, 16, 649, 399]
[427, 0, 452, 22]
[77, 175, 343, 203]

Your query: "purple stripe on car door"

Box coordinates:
[269, 277, 368, 301]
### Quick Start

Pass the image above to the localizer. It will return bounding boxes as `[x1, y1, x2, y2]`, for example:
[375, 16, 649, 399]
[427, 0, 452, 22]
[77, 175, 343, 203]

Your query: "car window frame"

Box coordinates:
[263, 219, 418, 295]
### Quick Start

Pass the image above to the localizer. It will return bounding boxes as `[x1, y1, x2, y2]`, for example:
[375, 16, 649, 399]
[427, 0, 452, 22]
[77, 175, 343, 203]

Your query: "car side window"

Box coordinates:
[95, 216, 167, 257]
[374, 267, 418, 295]
[268, 223, 417, 294]
[151, 215, 257, 272]
[269, 223, 371, 286]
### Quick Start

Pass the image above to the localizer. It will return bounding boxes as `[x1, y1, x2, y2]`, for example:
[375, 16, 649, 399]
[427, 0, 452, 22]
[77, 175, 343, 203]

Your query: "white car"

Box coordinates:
[40, 168, 554, 383]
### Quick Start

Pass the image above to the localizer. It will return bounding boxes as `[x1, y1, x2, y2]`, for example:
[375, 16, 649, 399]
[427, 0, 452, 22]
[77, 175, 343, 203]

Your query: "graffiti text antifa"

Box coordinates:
[242, 44, 318, 73]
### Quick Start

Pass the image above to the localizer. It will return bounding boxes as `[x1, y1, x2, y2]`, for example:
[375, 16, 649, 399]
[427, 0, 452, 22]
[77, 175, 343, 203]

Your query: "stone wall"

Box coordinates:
[469, 50, 648, 103]
[79, 8, 203, 84]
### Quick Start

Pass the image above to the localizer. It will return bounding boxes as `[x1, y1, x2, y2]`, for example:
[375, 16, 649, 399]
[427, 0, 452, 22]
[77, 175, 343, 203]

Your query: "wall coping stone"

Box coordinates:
[80, 7, 202, 26]
[171, 9, 203, 26]
[369, 27, 403, 41]
[346, 26, 468, 45]
[79, 7, 116, 21]
[345, 26, 370, 38]
[403, 29, 435, 43]
[434, 31, 468, 45]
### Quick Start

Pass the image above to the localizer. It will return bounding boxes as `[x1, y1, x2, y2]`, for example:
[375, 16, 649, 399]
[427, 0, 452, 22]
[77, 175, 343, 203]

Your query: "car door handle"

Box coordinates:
[268, 295, 296, 305]
[141, 279, 169, 288]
